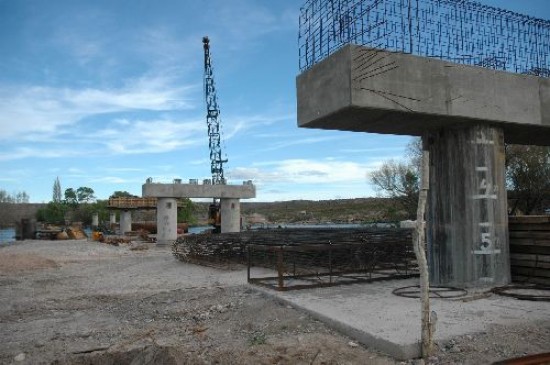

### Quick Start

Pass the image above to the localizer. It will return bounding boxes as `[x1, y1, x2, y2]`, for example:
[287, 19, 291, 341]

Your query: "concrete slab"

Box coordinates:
[252, 278, 550, 360]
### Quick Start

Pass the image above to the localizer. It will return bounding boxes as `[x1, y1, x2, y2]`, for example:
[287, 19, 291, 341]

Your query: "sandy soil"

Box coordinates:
[0, 239, 549, 365]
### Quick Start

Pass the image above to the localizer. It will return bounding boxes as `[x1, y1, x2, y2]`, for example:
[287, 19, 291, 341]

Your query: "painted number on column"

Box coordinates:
[472, 130, 500, 256]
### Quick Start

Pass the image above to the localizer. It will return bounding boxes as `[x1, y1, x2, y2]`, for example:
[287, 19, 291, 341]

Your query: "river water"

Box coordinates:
[0, 223, 393, 246]
[0, 228, 15, 245]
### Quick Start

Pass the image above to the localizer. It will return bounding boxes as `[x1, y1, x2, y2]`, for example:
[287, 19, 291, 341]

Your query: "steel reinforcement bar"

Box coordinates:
[173, 228, 417, 290]
[298, 0, 550, 76]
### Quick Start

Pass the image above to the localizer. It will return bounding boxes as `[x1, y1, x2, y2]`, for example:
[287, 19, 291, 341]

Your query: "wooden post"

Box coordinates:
[277, 247, 284, 290]
[415, 136, 434, 357]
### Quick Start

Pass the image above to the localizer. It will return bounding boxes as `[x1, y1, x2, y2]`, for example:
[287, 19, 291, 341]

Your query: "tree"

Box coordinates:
[53, 177, 62, 203]
[0, 189, 29, 203]
[64, 188, 78, 206]
[177, 198, 197, 225]
[110, 191, 137, 199]
[369, 137, 426, 220]
[506, 145, 550, 215]
[36, 202, 67, 224]
[76, 186, 95, 203]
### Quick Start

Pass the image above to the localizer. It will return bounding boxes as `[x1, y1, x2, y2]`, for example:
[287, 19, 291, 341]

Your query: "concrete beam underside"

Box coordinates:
[297, 45, 550, 146]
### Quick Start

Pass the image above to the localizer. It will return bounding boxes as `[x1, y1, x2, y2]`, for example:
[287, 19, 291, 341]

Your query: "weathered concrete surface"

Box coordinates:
[254, 277, 550, 360]
[156, 198, 178, 245]
[221, 198, 241, 233]
[120, 210, 132, 235]
[428, 125, 510, 288]
[297, 45, 550, 146]
[142, 183, 256, 199]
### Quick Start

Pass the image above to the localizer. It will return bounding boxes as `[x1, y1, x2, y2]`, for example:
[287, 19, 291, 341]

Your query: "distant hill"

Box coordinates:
[193, 198, 404, 225]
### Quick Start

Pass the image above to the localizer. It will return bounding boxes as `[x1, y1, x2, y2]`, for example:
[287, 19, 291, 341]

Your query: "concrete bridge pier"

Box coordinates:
[109, 212, 116, 226]
[427, 125, 510, 288]
[91, 213, 99, 227]
[156, 198, 178, 245]
[120, 210, 132, 235]
[221, 198, 241, 233]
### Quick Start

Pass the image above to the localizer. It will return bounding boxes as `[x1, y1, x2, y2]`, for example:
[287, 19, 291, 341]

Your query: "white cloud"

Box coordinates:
[228, 158, 378, 185]
[0, 146, 82, 161]
[263, 135, 341, 151]
[97, 118, 205, 154]
[91, 176, 138, 184]
[0, 76, 196, 141]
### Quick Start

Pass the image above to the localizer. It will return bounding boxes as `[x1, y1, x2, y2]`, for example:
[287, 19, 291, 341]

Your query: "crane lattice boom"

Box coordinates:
[203, 36, 227, 185]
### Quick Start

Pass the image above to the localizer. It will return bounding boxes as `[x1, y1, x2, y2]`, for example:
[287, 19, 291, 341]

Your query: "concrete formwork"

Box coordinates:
[297, 45, 550, 288]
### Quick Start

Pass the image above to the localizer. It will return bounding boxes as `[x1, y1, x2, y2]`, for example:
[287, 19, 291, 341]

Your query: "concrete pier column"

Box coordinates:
[156, 198, 178, 245]
[220, 198, 241, 233]
[91, 213, 99, 227]
[120, 210, 132, 235]
[109, 212, 116, 225]
[427, 125, 510, 288]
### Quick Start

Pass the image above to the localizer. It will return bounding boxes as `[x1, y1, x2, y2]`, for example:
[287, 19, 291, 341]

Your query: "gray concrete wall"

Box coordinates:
[297, 45, 550, 145]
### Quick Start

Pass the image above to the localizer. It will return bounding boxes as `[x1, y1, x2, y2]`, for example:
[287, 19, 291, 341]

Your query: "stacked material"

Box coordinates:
[509, 216, 550, 285]
[173, 228, 416, 276]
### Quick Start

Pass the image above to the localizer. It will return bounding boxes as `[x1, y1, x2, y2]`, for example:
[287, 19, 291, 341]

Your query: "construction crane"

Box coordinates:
[203, 36, 227, 232]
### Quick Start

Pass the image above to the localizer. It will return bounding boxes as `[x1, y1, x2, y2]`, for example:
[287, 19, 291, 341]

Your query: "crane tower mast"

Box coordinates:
[203, 36, 227, 185]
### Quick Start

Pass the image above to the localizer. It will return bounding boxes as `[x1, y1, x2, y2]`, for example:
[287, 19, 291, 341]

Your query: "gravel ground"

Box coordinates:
[0, 239, 549, 364]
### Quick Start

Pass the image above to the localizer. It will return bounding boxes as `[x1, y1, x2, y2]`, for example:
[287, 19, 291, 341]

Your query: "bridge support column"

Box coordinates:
[109, 212, 116, 225]
[120, 210, 132, 235]
[220, 198, 241, 233]
[156, 198, 178, 245]
[427, 125, 510, 288]
[91, 213, 99, 227]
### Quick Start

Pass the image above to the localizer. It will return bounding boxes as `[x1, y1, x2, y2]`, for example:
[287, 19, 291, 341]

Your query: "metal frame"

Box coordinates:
[247, 241, 417, 291]
[299, 0, 550, 76]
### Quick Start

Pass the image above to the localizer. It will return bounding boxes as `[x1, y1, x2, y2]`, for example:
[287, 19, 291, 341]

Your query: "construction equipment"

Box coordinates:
[203, 36, 227, 233]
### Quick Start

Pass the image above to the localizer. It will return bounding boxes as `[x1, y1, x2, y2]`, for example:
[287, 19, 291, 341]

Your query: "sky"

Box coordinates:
[1, 0, 549, 203]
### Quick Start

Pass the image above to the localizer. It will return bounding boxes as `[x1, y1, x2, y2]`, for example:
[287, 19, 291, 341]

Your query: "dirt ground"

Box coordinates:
[0, 239, 549, 365]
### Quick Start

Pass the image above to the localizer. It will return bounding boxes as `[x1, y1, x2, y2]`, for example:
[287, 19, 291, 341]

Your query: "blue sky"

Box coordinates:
[1, 0, 549, 203]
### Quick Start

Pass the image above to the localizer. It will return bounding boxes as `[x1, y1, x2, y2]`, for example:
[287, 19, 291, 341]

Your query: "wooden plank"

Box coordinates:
[509, 238, 550, 247]
[508, 223, 550, 231]
[512, 275, 550, 286]
[510, 253, 550, 263]
[509, 216, 550, 224]
[511, 266, 550, 278]
[509, 231, 550, 239]
[510, 244, 550, 255]
[510, 259, 550, 269]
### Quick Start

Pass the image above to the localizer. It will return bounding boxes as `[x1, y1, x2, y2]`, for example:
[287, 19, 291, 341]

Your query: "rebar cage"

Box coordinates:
[298, 0, 550, 77]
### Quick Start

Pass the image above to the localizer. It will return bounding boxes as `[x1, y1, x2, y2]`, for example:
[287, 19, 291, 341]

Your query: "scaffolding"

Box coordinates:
[298, 0, 550, 76]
